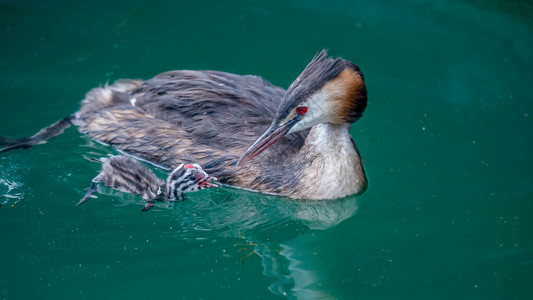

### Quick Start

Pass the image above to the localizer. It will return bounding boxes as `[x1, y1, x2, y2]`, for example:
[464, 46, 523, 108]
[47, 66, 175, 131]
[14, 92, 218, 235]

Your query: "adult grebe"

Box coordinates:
[0, 50, 368, 200]
[78, 155, 217, 211]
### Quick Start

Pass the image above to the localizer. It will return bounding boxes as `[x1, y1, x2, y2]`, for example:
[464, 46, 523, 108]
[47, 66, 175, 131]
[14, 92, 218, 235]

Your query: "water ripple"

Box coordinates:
[160, 188, 361, 240]
[0, 178, 24, 204]
[93, 184, 360, 240]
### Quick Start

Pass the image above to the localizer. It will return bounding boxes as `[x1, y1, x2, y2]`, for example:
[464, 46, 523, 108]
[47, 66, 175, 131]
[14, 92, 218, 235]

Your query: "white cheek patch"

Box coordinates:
[130, 98, 137, 106]
[289, 90, 333, 134]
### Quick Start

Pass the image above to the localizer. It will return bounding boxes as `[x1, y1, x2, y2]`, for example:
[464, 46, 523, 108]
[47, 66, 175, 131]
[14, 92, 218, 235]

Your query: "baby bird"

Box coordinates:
[77, 156, 217, 211]
[165, 162, 218, 201]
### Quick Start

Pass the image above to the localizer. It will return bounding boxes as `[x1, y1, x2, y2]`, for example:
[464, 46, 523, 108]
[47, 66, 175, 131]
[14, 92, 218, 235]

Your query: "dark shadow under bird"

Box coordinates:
[0, 50, 368, 200]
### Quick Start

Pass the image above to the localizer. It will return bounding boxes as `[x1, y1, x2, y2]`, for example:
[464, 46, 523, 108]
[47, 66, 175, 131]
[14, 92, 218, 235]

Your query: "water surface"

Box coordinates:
[1, 0, 532, 299]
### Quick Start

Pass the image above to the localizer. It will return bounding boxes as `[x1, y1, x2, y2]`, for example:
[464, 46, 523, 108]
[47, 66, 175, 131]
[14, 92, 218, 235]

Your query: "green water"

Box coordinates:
[1, 0, 532, 299]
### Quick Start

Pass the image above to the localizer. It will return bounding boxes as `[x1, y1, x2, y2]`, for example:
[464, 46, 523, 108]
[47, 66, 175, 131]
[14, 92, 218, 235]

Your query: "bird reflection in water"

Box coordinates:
[167, 187, 360, 299]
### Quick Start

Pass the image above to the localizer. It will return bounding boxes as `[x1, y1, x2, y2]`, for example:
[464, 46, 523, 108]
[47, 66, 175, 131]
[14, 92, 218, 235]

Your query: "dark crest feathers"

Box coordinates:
[278, 49, 367, 122]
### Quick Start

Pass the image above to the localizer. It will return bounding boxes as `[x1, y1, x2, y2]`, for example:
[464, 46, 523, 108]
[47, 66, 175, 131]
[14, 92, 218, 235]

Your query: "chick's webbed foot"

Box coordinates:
[77, 175, 101, 206]
[141, 200, 155, 212]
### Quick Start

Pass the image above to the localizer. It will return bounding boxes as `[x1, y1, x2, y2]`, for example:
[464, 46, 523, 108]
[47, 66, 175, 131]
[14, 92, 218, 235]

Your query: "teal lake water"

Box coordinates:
[1, 0, 532, 299]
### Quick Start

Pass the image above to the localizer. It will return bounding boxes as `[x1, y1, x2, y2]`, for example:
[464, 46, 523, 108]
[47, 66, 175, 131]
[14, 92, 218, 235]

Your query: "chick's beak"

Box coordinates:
[192, 170, 218, 188]
[236, 117, 299, 165]
[198, 179, 217, 188]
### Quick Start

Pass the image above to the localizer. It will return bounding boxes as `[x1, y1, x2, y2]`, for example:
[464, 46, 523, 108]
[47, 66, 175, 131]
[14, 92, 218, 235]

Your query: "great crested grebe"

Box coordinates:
[0, 50, 368, 200]
[78, 155, 217, 211]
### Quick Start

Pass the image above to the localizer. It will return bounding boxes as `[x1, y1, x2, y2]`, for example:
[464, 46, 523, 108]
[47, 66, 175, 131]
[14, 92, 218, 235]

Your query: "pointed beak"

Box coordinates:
[198, 179, 218, 188]
[237, 117, 299, 166]
[193, 170, 218, 188]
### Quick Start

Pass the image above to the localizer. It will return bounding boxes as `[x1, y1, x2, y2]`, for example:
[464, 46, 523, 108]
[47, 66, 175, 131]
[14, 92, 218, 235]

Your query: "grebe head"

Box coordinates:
[166, 163, 218, 200]
[237, 49, 367, 165]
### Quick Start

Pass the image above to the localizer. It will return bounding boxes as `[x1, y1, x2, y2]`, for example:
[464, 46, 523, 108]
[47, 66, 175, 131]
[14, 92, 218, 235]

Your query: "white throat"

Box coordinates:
[291, 123, 367, 200]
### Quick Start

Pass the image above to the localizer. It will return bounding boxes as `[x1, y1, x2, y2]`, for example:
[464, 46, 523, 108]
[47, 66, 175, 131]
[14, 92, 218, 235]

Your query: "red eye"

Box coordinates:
[296, 106, 308, 115]
[184, 164, 194, 169]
